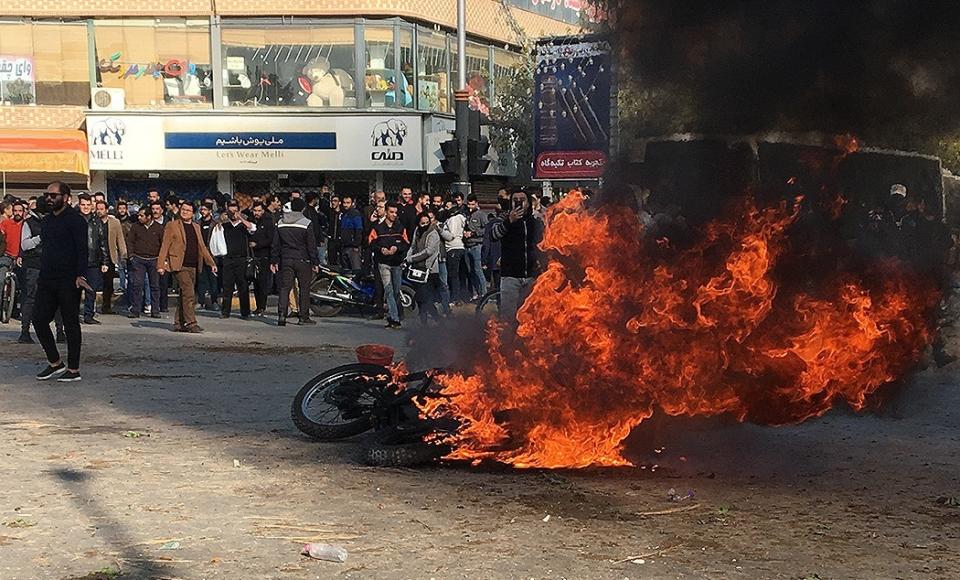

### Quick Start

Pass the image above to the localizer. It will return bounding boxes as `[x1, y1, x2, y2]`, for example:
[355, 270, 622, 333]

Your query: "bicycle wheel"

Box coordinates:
[0, 274, 15, 324]
[475, 289, 501, 320]
[291, 363, 388, 440]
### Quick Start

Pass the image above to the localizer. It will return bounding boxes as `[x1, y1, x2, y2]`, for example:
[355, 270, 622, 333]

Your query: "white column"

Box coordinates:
[217, 171, 232, 195]
[90, 171, 107, 195]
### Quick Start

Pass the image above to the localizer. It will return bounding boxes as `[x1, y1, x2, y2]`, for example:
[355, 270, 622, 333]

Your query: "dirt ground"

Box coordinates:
[0, 310, 958, 579]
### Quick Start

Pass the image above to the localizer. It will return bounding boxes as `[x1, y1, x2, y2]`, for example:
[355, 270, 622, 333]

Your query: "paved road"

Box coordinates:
[0, 311, 958, 579]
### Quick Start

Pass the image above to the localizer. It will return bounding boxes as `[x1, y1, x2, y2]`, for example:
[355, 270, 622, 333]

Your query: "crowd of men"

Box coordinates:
[0, 182, 549, 381]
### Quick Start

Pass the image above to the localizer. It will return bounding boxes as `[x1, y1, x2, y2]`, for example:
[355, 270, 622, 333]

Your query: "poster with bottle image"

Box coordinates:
[533, 36, 611, 179]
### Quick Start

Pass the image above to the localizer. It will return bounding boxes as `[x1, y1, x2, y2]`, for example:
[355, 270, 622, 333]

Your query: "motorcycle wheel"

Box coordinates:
[309, 276, 344, 318]
[475, 289, 501, 320]
[291, 363, 388, 440]
[360, 426, 450, 467]
[399, 285, 416, 312]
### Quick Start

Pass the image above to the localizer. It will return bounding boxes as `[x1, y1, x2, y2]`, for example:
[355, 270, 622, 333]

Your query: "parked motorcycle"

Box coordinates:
[309, 265, 418, 318]
[291, 363, 456, 466]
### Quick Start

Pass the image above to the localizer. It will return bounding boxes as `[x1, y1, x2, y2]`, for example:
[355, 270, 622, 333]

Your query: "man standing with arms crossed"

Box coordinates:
[33, 182, 89, 382]
[158, 200, 217, 333]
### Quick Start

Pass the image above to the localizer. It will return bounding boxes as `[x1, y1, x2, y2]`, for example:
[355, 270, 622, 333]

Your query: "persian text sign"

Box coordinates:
[536, 150, 606, 178]
[0, 56, 33, 81]
[533, 36, 611, 180]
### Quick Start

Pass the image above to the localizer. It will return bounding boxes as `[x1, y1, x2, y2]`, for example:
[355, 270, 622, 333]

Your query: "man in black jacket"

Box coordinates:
[303, 191, 328, 265]
[33, 182, 89, 382]
[369, 202, 409, 328]
[271, 198, 319, 326]
[492, 188, 544, 326]
[326, 194, 342, 267]
[77, 193, 110, 325]
[219, 200, 257, 319]
[197, 202, 219, 310]
[249, 202, 275, 316]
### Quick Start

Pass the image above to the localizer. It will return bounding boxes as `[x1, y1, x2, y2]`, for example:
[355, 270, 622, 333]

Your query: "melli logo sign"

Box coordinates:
[89, 118, 127, 161]
[370, 119, 408, 162]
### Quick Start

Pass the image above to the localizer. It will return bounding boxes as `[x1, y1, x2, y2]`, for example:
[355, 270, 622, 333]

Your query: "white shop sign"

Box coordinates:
[87, 114, 423, 172]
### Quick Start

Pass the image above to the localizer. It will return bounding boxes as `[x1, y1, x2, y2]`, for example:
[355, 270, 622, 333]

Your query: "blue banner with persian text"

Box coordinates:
[164, 132, 337, 150]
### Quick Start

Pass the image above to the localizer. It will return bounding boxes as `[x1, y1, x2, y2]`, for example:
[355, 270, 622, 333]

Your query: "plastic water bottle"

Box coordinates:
[302, 543, 348, 563]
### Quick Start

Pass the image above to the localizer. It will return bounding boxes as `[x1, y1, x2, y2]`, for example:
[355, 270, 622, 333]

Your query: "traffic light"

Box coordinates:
[439, 138, 460, 174]
[467, 136, 491, 176]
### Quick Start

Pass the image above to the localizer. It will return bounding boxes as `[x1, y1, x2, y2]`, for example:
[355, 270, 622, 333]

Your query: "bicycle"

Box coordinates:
[0, 268, 17, 324]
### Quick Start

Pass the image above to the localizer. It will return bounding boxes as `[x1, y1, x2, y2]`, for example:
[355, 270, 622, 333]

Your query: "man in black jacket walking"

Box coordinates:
[492, 188, 544, 326]
[271, 198, 319, 326]
[77, 193, 110, 325]
[33, 182, 89, 382]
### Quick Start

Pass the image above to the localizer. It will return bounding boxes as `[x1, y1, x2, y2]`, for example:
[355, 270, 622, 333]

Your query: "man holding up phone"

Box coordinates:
[491, 188, 544, 326]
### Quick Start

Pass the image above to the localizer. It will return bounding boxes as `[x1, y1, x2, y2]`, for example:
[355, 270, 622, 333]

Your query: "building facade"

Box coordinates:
[0, 1, 582, 200]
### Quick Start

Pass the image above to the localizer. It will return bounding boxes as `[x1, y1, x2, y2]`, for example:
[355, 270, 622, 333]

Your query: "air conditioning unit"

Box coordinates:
[90, 88, 125, 111]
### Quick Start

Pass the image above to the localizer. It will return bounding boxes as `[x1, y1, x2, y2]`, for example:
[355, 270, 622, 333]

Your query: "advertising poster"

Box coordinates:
[0, 56, 36, 104]
[533, 35, 611, 180]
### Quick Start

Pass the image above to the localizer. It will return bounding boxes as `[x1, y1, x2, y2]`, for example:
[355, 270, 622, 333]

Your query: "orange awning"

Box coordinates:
[0, 129, 89, 176]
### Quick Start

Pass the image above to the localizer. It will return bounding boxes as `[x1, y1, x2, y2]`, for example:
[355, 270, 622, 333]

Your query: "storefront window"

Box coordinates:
[93, 18, 213, 109]
[364, 27, 395, 108]
[416, 29, 448, 113]
[465, 41, 491, 116]
[399, 28, 415, 109]
[492, 48, 523, 107]
[0, 20, 89, 106]
[221, 25, 357, 108]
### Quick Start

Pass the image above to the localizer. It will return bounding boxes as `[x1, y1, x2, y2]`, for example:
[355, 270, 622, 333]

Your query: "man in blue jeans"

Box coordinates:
[76, 194, 110, 324]
[368, 202, 409, 329]
[462, 193, 488, 301]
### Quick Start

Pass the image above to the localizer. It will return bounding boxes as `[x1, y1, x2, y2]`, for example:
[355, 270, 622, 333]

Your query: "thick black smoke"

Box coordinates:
[609, 0, 960, 146]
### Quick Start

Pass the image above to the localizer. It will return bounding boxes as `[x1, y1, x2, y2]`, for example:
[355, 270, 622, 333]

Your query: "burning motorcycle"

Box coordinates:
[291, 356, 457, 466]
[309, 264, 418, 318]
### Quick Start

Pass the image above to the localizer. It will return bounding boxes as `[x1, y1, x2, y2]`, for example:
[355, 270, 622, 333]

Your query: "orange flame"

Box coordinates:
[419, 191, 936, 469]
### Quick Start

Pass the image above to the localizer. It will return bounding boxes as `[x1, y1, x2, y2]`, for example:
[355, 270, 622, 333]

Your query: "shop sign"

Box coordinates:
[87, 114, 423, 172]
[0, 56, 36, 104]
[532, 35, 611, 180]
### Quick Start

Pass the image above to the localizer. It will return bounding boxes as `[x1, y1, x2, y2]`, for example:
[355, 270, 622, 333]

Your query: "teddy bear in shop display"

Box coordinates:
[298, 57, 355, 107]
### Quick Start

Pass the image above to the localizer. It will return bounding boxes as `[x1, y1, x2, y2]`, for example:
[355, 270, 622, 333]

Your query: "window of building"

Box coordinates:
[0, 20, 89, 106]
[398, 28, 415, 109]
[221, 25, 357, 108]
[364, 26, 396, 108]
[416, 29, 449, 113]
[465, 41, 491, 115]
[492, 48, 524, 108]
[93, 18, 213, 109]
